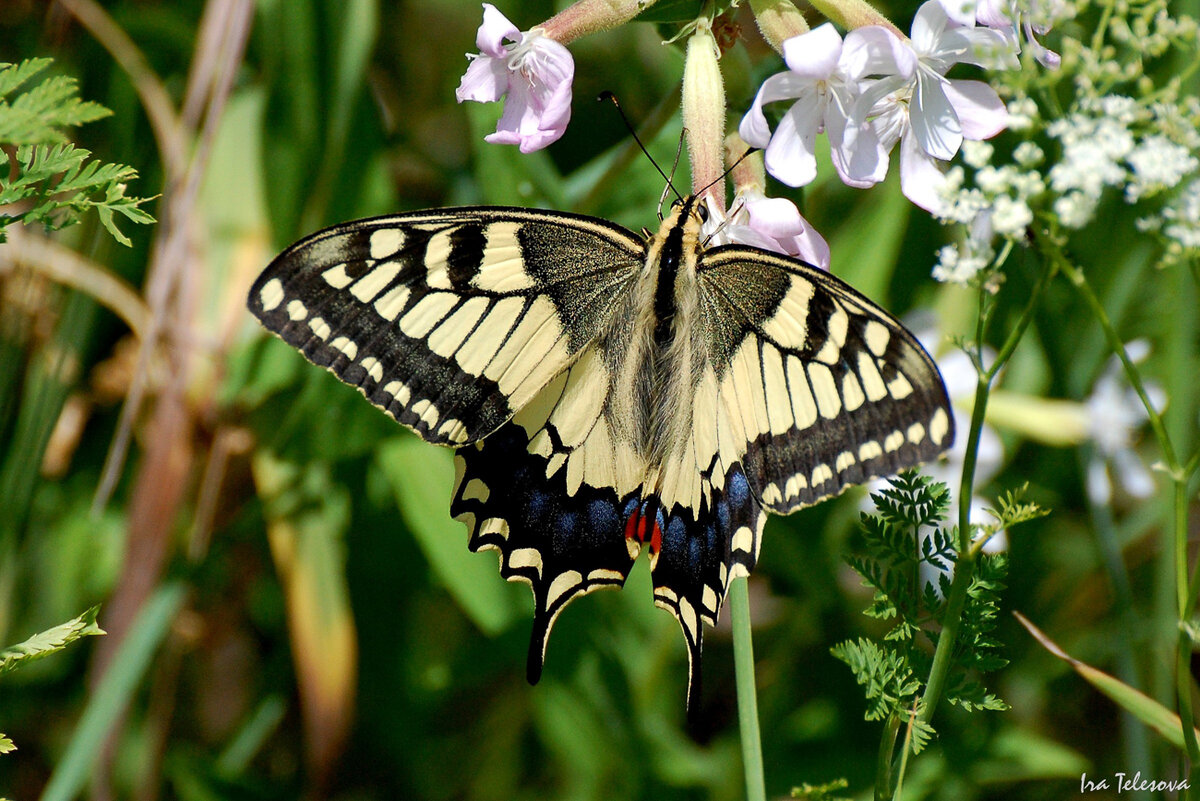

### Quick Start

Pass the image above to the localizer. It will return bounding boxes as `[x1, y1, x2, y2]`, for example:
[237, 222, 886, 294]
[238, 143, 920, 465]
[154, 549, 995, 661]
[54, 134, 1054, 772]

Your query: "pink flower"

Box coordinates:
[701, 191, 831, 270]
[738, 24, 913, 189]
[455, 4, 574, 153]
[852, 1, 1016, 211]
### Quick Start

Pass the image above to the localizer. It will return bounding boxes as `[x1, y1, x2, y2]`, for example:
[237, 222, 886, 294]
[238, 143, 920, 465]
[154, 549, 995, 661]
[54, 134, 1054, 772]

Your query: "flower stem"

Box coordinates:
[874, 712, 901, 801]
[730, 577, 766, 801]
[1040, 230, 1200, 769]
[918, 256, 1051, 727]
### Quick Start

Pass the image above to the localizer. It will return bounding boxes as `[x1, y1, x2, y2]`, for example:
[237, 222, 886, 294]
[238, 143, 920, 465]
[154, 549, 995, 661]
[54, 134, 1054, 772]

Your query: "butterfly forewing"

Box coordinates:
[249, 208, 644, 445]
[696, 245, 954, 514]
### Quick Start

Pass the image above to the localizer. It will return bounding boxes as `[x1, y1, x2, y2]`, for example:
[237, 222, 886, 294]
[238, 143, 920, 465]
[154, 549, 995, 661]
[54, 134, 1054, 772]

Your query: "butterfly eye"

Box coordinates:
[696, 203, 709, 223]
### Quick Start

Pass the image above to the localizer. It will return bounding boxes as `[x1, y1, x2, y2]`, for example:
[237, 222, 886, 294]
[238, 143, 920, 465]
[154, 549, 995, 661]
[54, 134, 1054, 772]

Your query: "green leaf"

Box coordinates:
[790, 777, 850, 800]
[0, 734, 14, 754]
[1016, 612, 1200, 752]
[0, 59, 153, 244]
[0, 606, 104, 677]
[0, 60, 111, 144]
[40, 585, 186, 801]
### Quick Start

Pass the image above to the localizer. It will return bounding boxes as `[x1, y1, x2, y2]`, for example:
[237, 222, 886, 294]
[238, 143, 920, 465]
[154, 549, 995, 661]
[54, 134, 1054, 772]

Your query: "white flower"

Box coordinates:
[1047, 113, 1134, 196]
[990, 194, 1033, 235]
[1084, 342, 1164, 505]
[739, 23, 912, 188]
[701, 191, 831, 269]
[1005, 95, 1040, 131]
[1125, 135, 1199, 203]
[456, 4, 574, 153]
[853, 1, 1017, 212]
[1013, 140, 1045, 166]
[1053, 191, 1099, 228]
[1154, 177, 1200, 249]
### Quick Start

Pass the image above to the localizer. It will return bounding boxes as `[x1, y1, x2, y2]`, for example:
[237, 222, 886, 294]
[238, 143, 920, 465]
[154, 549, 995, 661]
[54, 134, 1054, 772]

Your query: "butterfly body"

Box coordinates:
[249, 197, 953, 709]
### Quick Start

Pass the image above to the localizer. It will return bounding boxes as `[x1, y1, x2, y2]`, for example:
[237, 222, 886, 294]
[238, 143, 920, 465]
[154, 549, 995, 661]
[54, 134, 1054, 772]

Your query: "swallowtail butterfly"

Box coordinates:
[248, 196, 954, 709]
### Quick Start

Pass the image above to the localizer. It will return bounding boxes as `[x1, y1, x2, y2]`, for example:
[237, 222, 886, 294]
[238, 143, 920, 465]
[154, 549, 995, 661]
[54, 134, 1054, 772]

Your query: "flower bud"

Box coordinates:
[682, 24, 726, 207]
[747, 0, 810, 53]
[539, 0, 649, 44]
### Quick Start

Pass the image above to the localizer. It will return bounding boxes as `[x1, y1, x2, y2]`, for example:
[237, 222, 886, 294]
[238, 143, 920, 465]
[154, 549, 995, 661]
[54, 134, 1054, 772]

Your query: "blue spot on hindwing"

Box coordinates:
[728, 469, 750, 507]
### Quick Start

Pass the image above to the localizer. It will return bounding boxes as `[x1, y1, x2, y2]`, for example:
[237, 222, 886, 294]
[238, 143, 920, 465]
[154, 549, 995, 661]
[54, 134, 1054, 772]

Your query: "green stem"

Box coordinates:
[1052, 256, 1179, 475]
[1040, 230, 1200, 771]
[918, 257, 1052, 726]
[917, 375, 988, 725]
[893, 707, 918, 801]
[875, 712, 901, 801]
[730, 577, 766, 801]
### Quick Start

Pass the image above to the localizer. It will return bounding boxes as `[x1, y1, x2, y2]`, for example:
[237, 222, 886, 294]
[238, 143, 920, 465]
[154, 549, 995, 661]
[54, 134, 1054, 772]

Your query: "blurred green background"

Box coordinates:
[0, 0, 1195, 799]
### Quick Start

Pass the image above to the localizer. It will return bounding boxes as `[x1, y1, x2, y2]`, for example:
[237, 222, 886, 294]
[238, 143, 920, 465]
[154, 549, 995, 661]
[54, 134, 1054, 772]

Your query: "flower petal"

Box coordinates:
[476, 3, 521, 57]
[937, 0, 978, 28]
[456, 55, 508, 103]
[936, 25, 1020, 70]
[842, 26, 917, 79]
[826, 85, 889, 186]
[738, 71, 810, 147]
[910, 0, 951, 55]
[943, 79, 1007, 139]
[912, 70, 962, 160]
[976, 0, 1014, 29]
[899, 126, 950, 212]
[781, 23, 843, 79]
[485, 40, 574, 153]
[763, 94, 823, 187]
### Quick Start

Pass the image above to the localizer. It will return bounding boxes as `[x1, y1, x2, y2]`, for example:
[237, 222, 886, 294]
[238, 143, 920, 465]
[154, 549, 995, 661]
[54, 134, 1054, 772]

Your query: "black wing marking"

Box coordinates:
[697, 245, 954, 513]
[449, 346, 644, 685]
[248, 207, 644, 445]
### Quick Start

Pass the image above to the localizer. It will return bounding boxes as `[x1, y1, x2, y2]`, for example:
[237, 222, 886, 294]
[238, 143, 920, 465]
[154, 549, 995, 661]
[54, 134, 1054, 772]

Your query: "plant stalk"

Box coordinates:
[730, 576, 767, 801]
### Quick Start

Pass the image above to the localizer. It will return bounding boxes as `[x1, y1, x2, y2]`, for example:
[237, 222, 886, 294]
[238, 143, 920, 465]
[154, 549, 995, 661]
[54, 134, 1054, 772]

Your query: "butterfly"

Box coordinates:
[248, 194, 953, 709]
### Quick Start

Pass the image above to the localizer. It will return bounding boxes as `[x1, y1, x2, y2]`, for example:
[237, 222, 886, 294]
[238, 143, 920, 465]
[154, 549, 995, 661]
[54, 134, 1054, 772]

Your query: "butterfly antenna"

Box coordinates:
[599, 91, 683, 207]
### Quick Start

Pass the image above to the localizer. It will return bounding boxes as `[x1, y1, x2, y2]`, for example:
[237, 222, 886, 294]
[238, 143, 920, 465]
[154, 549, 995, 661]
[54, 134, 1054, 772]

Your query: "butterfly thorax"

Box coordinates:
[605, 196, 709, 480]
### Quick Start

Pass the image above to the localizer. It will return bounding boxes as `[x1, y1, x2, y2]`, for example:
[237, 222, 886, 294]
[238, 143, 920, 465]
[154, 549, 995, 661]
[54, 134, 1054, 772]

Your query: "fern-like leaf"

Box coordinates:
[0, 606, 105, 677]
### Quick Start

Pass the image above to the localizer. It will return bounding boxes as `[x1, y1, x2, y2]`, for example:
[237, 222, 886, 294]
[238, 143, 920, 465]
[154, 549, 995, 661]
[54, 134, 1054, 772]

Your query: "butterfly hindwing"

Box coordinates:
[450, 344, 646, 683]
[697, 245, 954, 513]
[248, 208, 644, 446]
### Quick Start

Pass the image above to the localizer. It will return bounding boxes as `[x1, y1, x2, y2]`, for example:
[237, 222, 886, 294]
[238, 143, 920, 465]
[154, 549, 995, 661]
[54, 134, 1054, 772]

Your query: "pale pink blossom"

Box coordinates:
[456, 4, 574, 153]
[738, 24, 913, 189]
[850, 1, 1016, 211]
[701, 191, 831, 270]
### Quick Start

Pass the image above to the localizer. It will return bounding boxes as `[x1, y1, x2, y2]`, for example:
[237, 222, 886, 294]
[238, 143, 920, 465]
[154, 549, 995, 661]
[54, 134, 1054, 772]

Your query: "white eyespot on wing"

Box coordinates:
[929, 407, 950, 446]
[864, 320, 891, 357]
[360, 357, 384, 383]
[471, 223, 536, 293]
[760, 272, 815, 344]
[287, 299, 308, 321]
[373, 284, 411, 322]
[309, 317, 331, 340]
[814, 304, 849, 364]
